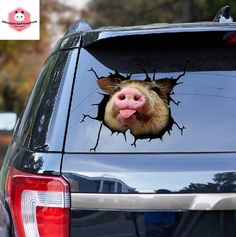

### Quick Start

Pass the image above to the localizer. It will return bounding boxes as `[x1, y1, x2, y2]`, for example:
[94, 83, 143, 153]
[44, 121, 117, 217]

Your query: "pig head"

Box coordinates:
[97, 77, 178, 139]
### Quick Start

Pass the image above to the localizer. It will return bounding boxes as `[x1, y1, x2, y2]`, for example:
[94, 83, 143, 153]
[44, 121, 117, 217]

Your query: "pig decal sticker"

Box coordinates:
[81, 65, 186, 151]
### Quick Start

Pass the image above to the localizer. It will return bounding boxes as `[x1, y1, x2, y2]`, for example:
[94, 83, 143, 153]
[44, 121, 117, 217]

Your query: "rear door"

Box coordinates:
[62, 30, 236, 236]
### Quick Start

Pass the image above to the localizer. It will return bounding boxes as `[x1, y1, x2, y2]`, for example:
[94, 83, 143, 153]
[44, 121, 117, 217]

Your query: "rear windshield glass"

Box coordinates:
[66, 32, 236, 153]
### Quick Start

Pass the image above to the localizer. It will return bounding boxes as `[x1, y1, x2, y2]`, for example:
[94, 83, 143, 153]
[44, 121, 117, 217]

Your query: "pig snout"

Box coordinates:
[113, 87, 145, 119]
[114, 88, 145, 109]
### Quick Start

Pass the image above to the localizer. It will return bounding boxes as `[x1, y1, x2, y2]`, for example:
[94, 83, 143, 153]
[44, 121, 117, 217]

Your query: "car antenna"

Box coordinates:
[213, 5, 234, 23]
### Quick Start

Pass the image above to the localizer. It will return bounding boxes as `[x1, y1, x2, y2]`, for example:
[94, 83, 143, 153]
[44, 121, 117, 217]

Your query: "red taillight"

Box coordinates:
[225, 32, 236, 45]
[6, 166, 70, 237]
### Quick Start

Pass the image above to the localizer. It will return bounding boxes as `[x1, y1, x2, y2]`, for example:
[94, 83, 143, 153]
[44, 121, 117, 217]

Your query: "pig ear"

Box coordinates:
[97, 77, 122, 94]
[154, 79, 178, 95]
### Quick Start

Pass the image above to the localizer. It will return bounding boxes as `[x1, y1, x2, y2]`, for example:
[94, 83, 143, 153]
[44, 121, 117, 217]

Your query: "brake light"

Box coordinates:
[225, 32, 236, 45]
[6, 166, 70, 237]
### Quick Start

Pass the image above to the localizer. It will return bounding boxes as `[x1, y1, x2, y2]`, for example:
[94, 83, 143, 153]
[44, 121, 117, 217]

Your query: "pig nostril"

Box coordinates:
[119, 95, 126, 100]
[134, 95, 141, 101]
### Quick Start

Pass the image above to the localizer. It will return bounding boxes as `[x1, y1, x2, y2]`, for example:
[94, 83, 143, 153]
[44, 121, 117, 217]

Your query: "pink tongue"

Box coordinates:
[119, 109, 136, 119]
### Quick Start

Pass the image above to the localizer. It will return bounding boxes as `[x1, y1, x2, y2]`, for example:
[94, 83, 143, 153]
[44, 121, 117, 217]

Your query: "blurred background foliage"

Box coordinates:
[87, 0, 236, 26]
[0, 0, 236, 114]
[0, 0, 78, 113]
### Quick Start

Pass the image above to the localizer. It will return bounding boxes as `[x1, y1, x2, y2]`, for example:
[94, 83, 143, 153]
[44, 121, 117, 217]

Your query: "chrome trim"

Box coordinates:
[71, 193, 236, 211]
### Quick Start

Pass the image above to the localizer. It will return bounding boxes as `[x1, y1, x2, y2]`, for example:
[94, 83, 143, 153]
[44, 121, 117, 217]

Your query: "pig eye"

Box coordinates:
[151, 87, 161, 95]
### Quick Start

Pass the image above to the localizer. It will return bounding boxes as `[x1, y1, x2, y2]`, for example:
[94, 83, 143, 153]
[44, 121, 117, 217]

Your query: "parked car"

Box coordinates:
[1, 6, 236, 237]
[0, 112, 17, 168]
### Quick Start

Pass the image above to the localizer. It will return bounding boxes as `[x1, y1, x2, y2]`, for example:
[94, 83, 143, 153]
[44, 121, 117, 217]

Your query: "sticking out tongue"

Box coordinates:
[119, 109, 136, 119]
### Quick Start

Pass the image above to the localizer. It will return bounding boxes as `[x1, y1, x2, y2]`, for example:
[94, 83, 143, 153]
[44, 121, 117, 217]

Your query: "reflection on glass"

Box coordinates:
[64, 171, 236, 194]
[180, 172, 236, 193]
[144, 212, 176, 237]
[71, 210, 236, 237]
[63, 172, 136, 193]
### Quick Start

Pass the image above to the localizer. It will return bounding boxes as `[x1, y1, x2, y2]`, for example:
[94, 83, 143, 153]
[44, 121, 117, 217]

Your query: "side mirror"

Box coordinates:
[0, 112, 17, 132]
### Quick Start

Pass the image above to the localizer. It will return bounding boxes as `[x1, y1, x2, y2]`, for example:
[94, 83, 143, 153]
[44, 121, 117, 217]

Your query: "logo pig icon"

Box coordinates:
[8, 8, 31, 31]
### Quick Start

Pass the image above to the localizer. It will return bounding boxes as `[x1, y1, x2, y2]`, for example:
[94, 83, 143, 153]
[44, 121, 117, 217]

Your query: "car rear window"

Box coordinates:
[66, 32, 236, 153]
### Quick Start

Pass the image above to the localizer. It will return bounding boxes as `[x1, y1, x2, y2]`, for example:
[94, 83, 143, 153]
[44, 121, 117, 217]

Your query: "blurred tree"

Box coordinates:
[88, 0, 181, 27]
[87, 0, 236, 27]
[213, 172, 236, 192]
[180, 172, 236, 193]
[180, 182, 218, 193]
[0, 0, 79, 113]
[191, 0, 236, 22]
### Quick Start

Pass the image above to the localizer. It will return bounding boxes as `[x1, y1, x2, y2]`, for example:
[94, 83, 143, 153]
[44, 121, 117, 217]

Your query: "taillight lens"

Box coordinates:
[6, 166, 70, 237]
[225, 32, 236, 45]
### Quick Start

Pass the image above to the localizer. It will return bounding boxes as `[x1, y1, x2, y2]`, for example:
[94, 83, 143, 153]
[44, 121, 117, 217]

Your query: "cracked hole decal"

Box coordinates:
[81, 64, 187, 151]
